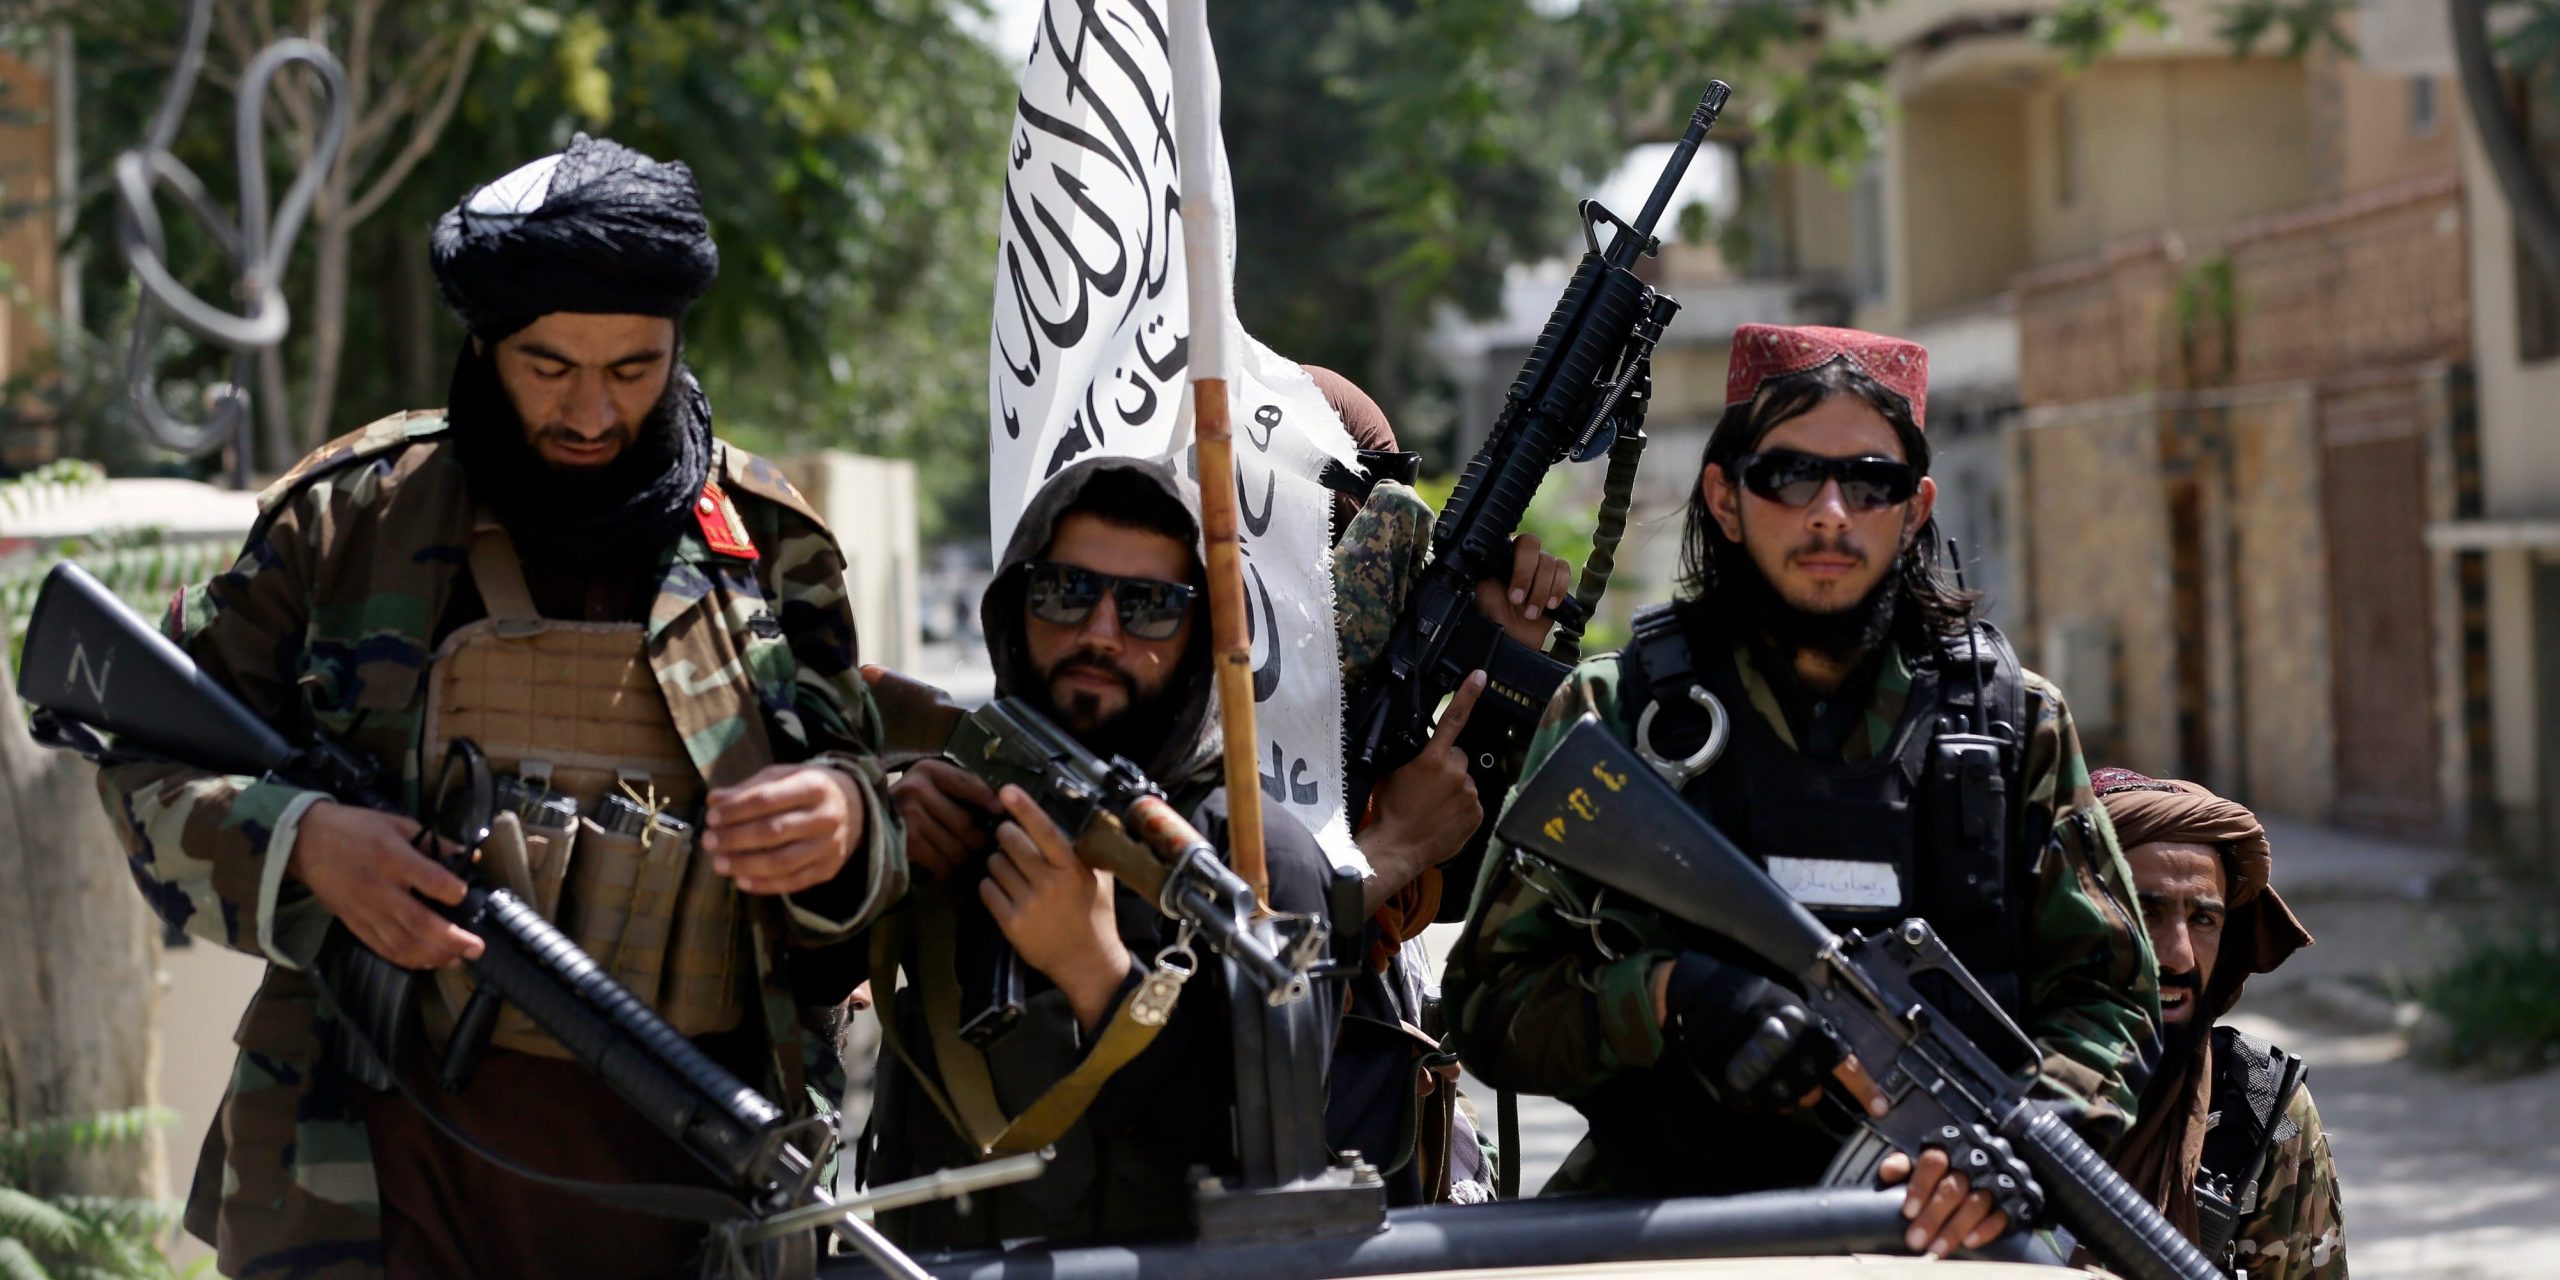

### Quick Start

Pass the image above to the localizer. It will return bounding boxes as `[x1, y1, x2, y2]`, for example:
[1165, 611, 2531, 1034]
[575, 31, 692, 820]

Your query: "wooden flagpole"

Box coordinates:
[1170, 0, 1267, 905]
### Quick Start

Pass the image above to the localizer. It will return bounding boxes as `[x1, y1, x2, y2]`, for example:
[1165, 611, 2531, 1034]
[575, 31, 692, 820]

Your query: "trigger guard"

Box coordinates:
[1636, 686, 1730, 787]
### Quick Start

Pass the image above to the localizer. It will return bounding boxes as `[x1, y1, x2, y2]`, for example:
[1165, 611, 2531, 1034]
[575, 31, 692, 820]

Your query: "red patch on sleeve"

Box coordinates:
[696, 482, 760, 561]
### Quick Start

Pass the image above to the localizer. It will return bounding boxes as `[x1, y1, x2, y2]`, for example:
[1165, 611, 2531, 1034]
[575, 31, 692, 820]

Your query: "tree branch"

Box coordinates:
[342, 22, 484, 226]
[2452, 0, 2560, 288]
[345, 29, 456, 156]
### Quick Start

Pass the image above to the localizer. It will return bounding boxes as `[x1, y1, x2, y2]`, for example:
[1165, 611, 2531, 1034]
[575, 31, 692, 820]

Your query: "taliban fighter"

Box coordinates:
[92, 135, 903, 1279]
[1444, 323, 2160, 1258]
[2096, 769, 2346, 1278]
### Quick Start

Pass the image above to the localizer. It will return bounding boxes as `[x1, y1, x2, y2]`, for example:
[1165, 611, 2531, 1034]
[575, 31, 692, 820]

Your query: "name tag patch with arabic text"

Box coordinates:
[1766, 856, 1904, 910]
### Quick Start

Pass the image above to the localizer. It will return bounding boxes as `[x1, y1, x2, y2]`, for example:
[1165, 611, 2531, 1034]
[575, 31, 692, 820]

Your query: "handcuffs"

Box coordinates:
[1634, 684, 1730, 789]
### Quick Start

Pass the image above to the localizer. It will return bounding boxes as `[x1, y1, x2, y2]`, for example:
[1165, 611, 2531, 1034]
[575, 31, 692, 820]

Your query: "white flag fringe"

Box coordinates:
[989, 0, 1364, 868]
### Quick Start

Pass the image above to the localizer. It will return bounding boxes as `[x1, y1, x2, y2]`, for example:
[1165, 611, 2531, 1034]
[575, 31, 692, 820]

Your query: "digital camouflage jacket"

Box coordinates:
[1442, 637, 2161, 1189]
[94, 411, 905, 1279]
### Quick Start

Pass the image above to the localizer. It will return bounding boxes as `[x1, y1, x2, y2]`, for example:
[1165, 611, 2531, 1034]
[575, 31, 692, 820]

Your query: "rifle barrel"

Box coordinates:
[1630, 82, 1734, 245]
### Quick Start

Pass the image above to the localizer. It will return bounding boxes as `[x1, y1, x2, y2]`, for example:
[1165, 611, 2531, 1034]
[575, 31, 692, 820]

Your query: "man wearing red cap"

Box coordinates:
[1446, 324, 2159, 1259]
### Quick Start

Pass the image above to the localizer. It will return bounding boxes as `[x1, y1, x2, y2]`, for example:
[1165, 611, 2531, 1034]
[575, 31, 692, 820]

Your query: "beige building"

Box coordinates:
[1746, 0, 2482, 837]
[2376, 0, 2560, 857]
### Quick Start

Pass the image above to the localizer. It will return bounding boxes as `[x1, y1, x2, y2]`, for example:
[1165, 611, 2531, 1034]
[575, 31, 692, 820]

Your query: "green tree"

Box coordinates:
[20, 0, 1012, 537]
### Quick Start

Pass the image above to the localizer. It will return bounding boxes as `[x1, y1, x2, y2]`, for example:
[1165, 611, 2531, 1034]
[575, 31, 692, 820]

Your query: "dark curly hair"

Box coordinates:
[1676, 358, 1981, 641]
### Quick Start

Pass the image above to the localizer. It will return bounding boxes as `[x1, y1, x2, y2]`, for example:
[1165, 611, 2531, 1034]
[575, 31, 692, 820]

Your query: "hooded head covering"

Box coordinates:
[981, 456, 1221, 786]
[2095, 768, 2314, 1238]
[429, 135, 721, 573]
[431, 133, 718, 342]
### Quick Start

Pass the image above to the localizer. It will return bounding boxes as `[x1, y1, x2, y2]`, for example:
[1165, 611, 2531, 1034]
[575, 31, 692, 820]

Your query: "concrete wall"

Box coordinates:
[2226, 392, 2339, 816]
[2022, 60, 2317, 271]
[2013, 404, 2179, 770]
[780, 452, 922, 674]
[1897, 91, 2033, 321]
[2315, 47, 2462, 198]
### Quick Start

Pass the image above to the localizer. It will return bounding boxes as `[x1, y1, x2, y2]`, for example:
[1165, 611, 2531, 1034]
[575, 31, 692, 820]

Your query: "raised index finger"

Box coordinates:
[1429, 671, 1490, 751]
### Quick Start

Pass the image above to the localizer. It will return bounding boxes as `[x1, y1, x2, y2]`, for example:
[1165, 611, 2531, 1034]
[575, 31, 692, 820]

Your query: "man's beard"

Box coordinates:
[447, 343, 708, 572]
[2160, 969, 2208, 1059]
[1712, 529, 1905, 662]
[1035, 651, 1186, 761]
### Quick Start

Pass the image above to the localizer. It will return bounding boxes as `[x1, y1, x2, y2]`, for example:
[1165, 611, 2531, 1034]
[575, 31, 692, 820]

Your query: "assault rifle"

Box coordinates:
[1344, 83, 1729, 909]
[935, 695, 1328, 1045]
[1494, 716, 2220, 1280]
[16, 563, 1038, 1280]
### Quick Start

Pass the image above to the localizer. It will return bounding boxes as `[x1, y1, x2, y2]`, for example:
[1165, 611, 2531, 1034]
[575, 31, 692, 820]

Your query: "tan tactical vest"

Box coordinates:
[420, 518, 749, 1055]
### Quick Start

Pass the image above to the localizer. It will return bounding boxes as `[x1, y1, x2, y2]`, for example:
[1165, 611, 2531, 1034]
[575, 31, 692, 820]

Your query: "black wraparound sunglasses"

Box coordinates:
[1024, 560, 1198, 640]
[1735, 449, 1921, 511]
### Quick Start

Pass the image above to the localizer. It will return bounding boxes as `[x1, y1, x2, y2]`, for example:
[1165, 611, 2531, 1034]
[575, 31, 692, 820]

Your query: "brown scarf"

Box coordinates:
[2094, 770, 2313, 1240]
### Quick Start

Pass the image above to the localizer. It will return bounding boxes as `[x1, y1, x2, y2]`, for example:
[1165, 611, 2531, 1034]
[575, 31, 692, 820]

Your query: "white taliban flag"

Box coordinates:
[988, 0, 1363, 866]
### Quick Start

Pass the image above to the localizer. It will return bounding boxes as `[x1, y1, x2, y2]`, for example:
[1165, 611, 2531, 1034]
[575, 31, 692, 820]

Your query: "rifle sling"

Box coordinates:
[872, 884, 1179, 1156]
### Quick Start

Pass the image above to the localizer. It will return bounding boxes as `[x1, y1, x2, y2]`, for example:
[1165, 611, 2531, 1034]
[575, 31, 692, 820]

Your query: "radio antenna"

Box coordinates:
[1948, 539, 1987, 736]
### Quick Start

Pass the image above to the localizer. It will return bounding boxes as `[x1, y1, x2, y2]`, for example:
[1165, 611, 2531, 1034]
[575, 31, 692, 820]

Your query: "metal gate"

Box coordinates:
[2318, 375, 2440, 831]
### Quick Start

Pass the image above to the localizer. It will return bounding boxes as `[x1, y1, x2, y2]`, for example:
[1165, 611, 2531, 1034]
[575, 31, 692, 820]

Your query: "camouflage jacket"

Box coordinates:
[1442, 636, 2161, 1184]
[94, 411, 906, 1279]
[2229, 1085, 2347, 1280]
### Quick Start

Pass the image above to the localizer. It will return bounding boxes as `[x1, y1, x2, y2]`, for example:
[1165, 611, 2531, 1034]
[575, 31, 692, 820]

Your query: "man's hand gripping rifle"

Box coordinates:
[16, 564, 1039, 1280]
[1495, 717, 2222, 1280]
[940, 696, 1325, 1043]
[1344, 83, 1728, 896]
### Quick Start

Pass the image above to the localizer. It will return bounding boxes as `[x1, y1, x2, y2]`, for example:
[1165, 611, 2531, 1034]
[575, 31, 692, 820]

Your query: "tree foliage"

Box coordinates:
[18, 0, 1011, 538]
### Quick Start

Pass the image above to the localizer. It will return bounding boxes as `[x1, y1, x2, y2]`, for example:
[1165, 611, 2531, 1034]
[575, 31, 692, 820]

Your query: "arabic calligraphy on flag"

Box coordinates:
[988, 0, 1364, 866]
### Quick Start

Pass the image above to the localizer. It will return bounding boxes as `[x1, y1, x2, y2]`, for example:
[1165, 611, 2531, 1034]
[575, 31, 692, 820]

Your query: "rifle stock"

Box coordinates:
[1494, 717, 2221, 1280]
[15, 564, 815, 1204]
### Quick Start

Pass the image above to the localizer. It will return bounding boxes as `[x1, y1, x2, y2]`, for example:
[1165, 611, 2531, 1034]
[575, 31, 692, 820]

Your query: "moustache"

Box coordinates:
[1787, 533, 1869, 566]
[1050, 652, 1136, 694]
[2160, 969, 2202, 994]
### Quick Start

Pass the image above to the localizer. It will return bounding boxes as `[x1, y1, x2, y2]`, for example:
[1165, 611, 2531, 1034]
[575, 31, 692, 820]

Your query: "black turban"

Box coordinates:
[430, 133, 718, 340]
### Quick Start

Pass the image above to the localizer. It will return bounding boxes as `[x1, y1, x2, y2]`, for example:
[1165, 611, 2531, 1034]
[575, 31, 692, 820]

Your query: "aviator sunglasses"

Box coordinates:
[1024, 561, 1198, 641]
[1735, 449, 1921, 512]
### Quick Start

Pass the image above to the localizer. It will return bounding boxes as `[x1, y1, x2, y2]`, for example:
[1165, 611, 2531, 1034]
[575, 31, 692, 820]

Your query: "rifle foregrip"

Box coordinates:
[465, 886, 783, 1188]
[2004, 1106, 2219, 1280]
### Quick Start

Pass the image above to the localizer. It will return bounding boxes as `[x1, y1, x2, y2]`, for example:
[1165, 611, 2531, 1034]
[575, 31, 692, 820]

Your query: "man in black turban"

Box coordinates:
[429, 132, 724, 573]
[94, 132, 905, 1279]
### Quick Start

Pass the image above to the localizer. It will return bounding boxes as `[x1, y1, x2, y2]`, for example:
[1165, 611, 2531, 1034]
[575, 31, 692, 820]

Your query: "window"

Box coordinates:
[2056, 90, 2082, 207]
[2410, 76, 2440, 137]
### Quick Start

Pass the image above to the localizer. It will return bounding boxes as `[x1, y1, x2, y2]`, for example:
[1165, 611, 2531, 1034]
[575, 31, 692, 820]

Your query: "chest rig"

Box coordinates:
[2196, 1026, 2308, 1271]
[419, 518, 749, 1056]
[1621, 603, 2032, 1042]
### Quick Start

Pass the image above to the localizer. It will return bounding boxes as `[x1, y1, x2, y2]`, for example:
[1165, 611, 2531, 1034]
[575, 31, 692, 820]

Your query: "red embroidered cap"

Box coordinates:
[1725, 323, 1930, 431]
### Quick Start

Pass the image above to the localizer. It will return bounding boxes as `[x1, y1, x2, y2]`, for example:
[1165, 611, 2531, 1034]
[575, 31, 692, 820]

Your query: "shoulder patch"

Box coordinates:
[696, 482, 759, 560]
[255, 410, 451, 516]
[715, 441, 830, 536]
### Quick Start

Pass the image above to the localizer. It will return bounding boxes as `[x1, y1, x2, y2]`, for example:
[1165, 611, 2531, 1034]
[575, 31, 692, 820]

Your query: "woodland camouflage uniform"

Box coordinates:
[2232, 1088, 2347, 1279]
[1442, 643, 2159, 1177]
[95, 411, 904, 1279]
